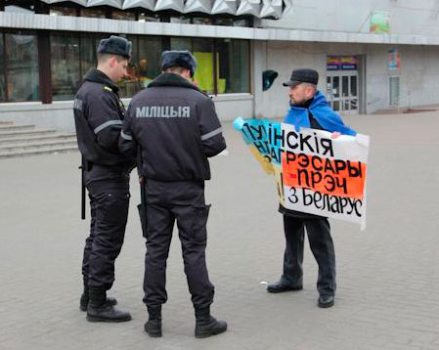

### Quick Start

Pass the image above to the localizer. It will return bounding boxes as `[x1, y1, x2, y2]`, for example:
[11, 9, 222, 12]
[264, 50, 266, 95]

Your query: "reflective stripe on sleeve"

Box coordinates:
[201, 127, 222, 141]
[121, 130, 133, 141]
[93, 120, 122, 134]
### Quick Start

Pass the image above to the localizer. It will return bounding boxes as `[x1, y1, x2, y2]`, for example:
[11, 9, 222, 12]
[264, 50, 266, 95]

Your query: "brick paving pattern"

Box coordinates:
[1, 111, 438, 350]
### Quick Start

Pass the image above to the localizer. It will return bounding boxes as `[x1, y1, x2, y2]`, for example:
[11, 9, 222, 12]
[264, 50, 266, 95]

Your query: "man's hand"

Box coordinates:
[331, 131, 341, 139]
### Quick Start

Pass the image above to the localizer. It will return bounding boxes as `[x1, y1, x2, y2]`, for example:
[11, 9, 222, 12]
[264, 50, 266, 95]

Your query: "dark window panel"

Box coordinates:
[79, 33, 107, 79]
[5, 32, 39, 102]
[0, 33, 5, 102]
[170, 16, 191, 24]
[138, 13, 161, 22]
[50, 6, 78, 17]
[137, 36, 163, 85]
[192, 17, 213, 25]
[51, 34, 81, 101]
[80, 8, 106, 18]
[112, 10, 136, 20]
[38, 31, 52, 104]
[170, 37, 192, 51]
[217, 39, 250, 93]
[192, 38, 214, 94]
[118, 35, 139, 98]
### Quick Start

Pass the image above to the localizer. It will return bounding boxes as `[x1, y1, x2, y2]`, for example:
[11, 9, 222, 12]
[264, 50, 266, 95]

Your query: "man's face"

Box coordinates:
[288, 83, 315, 105]
[110, 57, 129, 82]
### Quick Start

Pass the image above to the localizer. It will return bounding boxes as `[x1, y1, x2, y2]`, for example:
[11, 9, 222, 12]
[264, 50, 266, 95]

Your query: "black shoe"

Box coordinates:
[144, 319, 162, 338]
[267, 280, 303, 293]
[318, 295, 335, 308]
[86, 304, 132, 322]
[80, 294, 118, 312]
[195, 316, 227, 338]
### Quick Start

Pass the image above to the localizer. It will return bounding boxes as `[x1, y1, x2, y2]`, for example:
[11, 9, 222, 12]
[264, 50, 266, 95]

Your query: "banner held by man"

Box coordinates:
[234, 117, 369, 229]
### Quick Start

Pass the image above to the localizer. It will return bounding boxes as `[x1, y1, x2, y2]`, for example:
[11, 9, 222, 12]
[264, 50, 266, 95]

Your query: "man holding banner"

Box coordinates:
[266, 68, 357, 308]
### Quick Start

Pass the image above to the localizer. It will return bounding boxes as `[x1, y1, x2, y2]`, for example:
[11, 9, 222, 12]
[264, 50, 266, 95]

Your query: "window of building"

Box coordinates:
[215, 18, 234, 26]
[80, 8, 106, 18]
[0, 34, 5, 102]
[5, 33, 39, 102]
[112, 11, 136, 21]
[389, 76, 400, 107]
[80, 36, 98, 78]
[192, 38, 215, 94]
[138, 13, 161, 22]
[233, 18, 252, 27]
[170, 37, 250, 95]
[0, 30, 251, 103]
[170, 37, 192, 51]
[117, 35, 164, 97]
[79, 34, 108, 78]
[118, 35, 141, 98]
[136, 36, 163, 86]
[192, 17, 214, 25]
[50, 6, 77, 17]
[217, 39, 250, 93]
[171, 37, 215, 93]
[51, 34, 81, 101]
[170, 16, 191, 24]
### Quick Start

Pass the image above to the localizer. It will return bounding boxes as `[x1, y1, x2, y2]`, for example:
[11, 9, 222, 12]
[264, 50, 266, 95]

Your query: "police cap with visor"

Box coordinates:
[161, 50, 197, 77]
[97, 35, 132, 59]
[283, 68, 319, 87]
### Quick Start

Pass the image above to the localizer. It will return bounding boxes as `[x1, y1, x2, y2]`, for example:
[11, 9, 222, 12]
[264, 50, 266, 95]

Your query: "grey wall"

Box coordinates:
[253, 41, 439, 117]
[264, 0, 439, 36]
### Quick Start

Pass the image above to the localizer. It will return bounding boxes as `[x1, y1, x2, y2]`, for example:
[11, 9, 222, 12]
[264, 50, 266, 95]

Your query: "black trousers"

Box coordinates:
[142, 179, 214, 309]
[282, 215, 336, 297]
[82, 179, 130, 290]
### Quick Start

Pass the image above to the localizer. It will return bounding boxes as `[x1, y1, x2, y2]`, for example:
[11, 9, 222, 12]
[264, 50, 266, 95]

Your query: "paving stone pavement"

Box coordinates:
[1, 111, 439, 350]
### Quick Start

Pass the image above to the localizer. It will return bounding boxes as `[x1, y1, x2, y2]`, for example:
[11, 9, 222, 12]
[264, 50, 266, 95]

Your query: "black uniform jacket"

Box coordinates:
[73, 69, 134, 181]
[120, 73, 227, 182]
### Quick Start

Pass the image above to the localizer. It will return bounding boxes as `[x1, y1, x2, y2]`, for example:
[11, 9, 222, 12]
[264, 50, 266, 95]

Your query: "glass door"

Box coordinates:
[326, 72, 358, 114]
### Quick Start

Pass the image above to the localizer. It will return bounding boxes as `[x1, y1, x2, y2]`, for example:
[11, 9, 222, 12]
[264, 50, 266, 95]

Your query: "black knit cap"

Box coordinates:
[97, 35, 132, 59]
[161, 50, 197, 77]
[283, 68, 319, 87]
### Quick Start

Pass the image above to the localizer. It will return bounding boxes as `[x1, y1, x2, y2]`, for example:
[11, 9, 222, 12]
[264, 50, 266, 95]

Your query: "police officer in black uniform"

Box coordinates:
[119, 50, 227, 338]
[73, 35, 134, 322]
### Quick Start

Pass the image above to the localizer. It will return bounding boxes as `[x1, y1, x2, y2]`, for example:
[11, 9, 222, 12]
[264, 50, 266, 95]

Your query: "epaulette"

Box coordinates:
[103, 86, 113, 92]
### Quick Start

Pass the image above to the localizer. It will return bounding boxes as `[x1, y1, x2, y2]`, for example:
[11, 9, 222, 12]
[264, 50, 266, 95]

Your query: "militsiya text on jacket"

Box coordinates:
[120, 73, 227, 181]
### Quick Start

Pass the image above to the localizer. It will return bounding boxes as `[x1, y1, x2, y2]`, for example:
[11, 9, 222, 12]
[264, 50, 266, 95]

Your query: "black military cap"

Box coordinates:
[283, 68, 319, 87]
[161, 50, 197, 77]
[97, 35, 132, 59]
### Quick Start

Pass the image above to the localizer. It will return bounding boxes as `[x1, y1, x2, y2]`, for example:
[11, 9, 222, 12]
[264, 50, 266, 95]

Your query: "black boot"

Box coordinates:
[86, 287, 131, 323]
[144, 306, 162, 338]
[79, 279, 118, 311]
[266, 278, 303, 293]
[194, 306, 227, 338]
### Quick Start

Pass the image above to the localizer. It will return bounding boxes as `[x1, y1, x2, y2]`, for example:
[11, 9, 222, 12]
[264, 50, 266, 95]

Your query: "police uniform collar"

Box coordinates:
[148, 72, 200, 92]
[84, 69, 120, 93]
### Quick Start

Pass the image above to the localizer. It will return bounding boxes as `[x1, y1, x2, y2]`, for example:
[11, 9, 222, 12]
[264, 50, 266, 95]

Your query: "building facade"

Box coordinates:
[1, 0, 439, 130]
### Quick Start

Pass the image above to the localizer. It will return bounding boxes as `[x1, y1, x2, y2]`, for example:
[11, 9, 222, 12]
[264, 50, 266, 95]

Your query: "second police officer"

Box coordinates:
[120, 50, 228, 338]
[73, 36, 135, 322]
